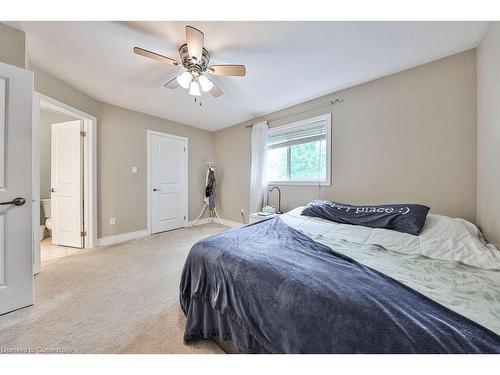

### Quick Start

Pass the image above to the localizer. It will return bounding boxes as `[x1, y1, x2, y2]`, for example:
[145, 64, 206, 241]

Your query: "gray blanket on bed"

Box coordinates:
[179, 218, 500, 353]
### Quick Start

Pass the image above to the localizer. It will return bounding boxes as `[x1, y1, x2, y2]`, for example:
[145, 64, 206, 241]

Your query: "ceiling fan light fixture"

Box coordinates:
[198, 75, 214, 92]
[189, 80, 201, 96]
[176, 71, 192, 89]
[135, 25, 247, 99]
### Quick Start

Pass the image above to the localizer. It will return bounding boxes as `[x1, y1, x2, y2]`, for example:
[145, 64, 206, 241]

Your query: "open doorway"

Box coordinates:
[39, 108, 82, 267]
[32, 93, 97, 273]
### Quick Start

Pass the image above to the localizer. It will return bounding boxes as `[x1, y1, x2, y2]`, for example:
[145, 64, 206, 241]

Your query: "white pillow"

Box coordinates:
[367, 214, 500, 269]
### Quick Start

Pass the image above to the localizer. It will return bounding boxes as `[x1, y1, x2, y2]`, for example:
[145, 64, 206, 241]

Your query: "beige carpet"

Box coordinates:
[0, 224, 227, 354]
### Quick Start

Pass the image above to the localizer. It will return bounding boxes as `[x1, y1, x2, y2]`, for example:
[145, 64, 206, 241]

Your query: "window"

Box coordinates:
[266, 113, 331, 185]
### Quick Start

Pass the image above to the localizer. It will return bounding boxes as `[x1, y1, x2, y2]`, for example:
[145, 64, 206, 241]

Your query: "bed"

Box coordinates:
[179, 205, 500, 353]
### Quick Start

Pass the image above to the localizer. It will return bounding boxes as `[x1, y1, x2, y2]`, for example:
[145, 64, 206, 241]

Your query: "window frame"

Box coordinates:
[267, 113, 332, 186]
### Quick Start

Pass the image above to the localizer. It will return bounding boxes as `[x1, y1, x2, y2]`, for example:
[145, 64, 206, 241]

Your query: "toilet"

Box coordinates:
[41, 199, 52, 236]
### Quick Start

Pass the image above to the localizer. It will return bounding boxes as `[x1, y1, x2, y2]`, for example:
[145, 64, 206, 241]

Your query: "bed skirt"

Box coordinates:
[181, 295, 264, 354]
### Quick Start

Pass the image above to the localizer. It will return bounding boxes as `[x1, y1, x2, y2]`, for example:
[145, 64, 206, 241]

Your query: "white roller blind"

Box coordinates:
[268, 120, 327, 149]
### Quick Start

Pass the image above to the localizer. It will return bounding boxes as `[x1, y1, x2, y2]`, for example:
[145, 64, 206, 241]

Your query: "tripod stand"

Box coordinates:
[191, 163, 224, 226]
[191, 201, 224, 226]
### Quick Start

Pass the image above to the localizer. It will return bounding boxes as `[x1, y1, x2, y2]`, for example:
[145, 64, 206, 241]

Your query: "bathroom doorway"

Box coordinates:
[33, 93, 97, 272]
[40, 109, 81, 266]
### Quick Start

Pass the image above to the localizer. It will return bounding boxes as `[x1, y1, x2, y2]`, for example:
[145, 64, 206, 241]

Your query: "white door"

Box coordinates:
[150, 132, 187, 234]
[51, 120, 83, 248]
[0, 62, 34, 315]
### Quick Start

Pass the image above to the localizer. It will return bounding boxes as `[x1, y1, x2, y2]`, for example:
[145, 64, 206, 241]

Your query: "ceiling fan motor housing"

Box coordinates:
[179, 43, 210, 74]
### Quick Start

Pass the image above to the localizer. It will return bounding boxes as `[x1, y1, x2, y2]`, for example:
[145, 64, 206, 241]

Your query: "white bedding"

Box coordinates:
[280, 207, 500, 335]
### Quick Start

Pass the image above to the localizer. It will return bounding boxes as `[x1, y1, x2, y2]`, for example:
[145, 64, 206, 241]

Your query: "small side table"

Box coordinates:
[249, 212, 280, 224]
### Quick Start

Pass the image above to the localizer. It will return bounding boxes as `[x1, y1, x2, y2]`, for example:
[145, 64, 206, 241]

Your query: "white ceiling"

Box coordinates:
[8, 21, 489, 131]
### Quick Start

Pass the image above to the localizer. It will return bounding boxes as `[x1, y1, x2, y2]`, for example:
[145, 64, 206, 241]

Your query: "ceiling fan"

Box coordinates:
[133, 25, 246, 98]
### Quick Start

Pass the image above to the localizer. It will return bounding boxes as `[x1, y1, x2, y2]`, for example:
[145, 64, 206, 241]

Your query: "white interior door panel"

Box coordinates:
[150, 133, 187, 234]
[0, 61, 34, 315]
[51, 120, 83, 248]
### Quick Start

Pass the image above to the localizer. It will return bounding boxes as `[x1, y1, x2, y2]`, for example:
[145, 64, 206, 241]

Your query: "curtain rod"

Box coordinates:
[245, 98, 344, 128]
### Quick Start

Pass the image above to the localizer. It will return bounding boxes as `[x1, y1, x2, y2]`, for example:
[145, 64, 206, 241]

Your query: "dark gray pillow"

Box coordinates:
[301, 200, 430, 235]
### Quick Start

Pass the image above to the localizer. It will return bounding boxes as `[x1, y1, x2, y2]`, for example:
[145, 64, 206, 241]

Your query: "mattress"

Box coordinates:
[280, 207, 500, 335]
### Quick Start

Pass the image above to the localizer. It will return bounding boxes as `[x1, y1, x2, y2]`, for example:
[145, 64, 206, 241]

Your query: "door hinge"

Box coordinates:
[81, 230, 87, 237]
[80, 131, 87, 137]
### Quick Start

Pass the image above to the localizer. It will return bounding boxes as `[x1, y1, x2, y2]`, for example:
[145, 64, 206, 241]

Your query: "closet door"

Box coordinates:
[149, 132, 187, 234]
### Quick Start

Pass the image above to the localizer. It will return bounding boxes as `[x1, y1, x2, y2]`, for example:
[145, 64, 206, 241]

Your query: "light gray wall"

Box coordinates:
[33, 66, 215, 238]
[214, 50, 478, 224]
[39, 109, 77, 224]
[0, 23, 26, 68]
[32, 65, 100, 117]
[97, 103, 214, 237]
[477, 23, 500, 248]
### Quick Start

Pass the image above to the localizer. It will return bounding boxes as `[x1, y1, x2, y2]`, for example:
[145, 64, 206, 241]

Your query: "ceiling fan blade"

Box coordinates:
[186, 25, 204, 61]
[133, 47, 180, 67]
[208, 65, 246, 76]
[210, 82, 223, 97]
[163, 77, 179, 89]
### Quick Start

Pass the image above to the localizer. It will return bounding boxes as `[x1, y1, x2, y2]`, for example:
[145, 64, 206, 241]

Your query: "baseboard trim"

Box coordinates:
[97, 229, 150, 247]
[98, 218, 244, 247]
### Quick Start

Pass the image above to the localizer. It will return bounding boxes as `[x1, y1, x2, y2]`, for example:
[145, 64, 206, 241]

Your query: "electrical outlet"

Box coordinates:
[109, 217, 116, 225]
[131, 166, 138, 174]
[241, 209, 245, 215]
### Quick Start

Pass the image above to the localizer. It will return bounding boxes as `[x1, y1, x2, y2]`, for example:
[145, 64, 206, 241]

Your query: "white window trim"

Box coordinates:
[267, 113, 332, 186]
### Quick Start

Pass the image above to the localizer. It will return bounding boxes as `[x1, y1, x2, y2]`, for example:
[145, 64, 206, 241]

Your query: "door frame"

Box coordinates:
[146, 129, 188, 235]
[32, 92, 97, 274]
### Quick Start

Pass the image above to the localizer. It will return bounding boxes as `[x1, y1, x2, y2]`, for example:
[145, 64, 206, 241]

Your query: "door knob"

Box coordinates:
[0, 197, 26, 206]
